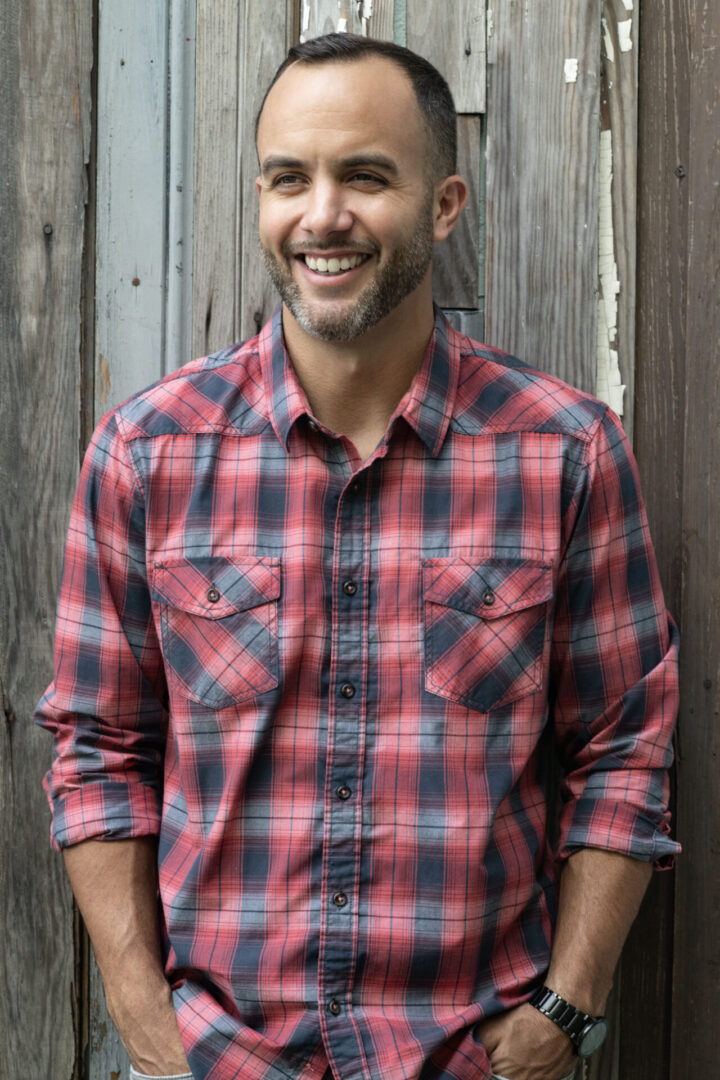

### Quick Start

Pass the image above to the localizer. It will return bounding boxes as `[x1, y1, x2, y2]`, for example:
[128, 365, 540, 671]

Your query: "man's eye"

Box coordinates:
[273, 174, 302, 187]
[351, 172, 385, 184]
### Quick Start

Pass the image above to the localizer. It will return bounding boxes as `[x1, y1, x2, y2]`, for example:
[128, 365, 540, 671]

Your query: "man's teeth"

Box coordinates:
[304, 254, 368, 274]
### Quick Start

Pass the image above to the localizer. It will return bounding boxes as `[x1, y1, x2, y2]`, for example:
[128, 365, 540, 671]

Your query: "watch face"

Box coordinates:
[578, 1019, 609, 1058]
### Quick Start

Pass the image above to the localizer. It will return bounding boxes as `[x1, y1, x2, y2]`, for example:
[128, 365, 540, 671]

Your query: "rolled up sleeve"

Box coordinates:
[34, 409, 167, 850]
[550, 406, 681, 869]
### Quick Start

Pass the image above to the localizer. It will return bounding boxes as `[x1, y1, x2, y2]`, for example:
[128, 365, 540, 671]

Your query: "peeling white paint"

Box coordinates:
[618, 19, 633, 52]
[596, 128, 625, 416]
[564, 58, 579, 83]
[302, 0, 310, 32]
[602, 18, 615, 63]
[487, 8, 494, 40]
[337, 16, 348, 31]
[621, 0, 634, 10]
[363, 0, 374, 17]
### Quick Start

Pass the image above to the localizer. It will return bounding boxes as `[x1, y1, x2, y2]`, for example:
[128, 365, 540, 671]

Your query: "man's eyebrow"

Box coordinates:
[260, 156, 305, 176]
[260, 153, 399, 177]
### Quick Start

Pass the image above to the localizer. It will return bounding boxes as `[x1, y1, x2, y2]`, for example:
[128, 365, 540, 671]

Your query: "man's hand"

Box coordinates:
[475, 1003, 576, 1080]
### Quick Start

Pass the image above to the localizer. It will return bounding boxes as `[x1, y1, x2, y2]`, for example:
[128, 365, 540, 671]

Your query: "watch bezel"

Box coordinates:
[577, 1017, 609, 1058]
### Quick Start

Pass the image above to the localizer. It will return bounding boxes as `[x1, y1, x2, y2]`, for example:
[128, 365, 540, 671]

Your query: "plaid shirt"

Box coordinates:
[35, 307, 679, 1080]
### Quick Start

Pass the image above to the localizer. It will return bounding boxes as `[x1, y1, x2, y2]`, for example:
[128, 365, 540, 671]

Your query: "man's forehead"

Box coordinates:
[257, 56, 422, 141]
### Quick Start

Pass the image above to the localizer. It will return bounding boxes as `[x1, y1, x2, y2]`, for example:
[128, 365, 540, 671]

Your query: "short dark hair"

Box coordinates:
[255, 33, 457, 180]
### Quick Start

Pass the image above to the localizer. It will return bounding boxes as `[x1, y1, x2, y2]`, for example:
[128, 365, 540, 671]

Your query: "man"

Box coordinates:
[35, 33, 679, 1080]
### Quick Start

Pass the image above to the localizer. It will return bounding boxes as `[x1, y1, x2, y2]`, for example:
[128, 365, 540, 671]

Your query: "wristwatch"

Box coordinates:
[529, 986, 608, 1059]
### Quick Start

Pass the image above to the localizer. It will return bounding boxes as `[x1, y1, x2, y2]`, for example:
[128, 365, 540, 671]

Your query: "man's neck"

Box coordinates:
[281, 288, 436, 458]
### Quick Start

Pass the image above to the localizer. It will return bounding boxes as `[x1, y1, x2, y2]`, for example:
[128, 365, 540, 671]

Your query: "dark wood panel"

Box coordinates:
[0, 1, 94, 1077]
[624, 3, 691, 1077]
[669, 0, 720, 1074]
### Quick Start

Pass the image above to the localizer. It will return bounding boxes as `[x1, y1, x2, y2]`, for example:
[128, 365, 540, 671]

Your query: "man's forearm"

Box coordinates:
[63, 837, 190, 1075]
[546, 847, 653, 1015]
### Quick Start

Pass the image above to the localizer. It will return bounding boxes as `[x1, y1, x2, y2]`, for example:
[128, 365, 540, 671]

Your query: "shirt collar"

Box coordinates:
[259, 305, 459, 458]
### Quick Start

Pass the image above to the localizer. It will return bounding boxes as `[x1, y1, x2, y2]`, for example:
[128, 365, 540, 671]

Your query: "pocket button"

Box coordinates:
[482, 589, 495, 606]
[206, 586, 221, 603]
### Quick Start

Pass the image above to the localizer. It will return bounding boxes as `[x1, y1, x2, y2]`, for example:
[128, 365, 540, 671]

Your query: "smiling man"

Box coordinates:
[35, 33, 679, 1080]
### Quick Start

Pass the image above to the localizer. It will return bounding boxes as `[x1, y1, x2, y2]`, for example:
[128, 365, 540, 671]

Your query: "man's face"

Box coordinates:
[256, 57, 438, 341]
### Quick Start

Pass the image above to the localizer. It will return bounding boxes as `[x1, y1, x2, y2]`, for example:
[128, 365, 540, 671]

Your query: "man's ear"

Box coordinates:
[256, 176, 262, 197]
[433, 176, 469, 243]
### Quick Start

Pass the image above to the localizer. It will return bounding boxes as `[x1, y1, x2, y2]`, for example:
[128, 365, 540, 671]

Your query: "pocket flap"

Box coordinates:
[152, 556, 281, 618]
[423, 557, 553, 618]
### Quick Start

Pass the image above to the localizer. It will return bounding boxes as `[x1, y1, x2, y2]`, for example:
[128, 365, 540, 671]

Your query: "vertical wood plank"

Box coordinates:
[432, 115, 481, 309]
[485, 1, 600, 390]
[406, 0, 485, 113]
[300, 1, 394, 44]
[192, 0, 240, 356]
[166, 0, 197, 372]
[596, 0, 639, 437]
[95, 1, 169, 414]
[669, 1, 720, 1074]
[237, 0, 296, 339]
[624, 3, 689, 1071]
[0, 1, 93, 1076]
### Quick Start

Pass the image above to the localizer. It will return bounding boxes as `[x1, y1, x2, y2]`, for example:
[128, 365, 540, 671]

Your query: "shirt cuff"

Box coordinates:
[556, 795, 681, 870]
[44, 778, 162, 851]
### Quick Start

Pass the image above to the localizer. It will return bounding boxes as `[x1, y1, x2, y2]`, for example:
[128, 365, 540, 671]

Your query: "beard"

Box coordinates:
[260, 195, 435, 341]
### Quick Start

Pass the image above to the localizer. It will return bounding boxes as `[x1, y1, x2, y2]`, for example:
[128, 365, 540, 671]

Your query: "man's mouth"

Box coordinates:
[301, 253, 372, 276]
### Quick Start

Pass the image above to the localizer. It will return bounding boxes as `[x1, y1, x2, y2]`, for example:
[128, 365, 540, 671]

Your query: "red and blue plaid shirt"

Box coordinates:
[35, 308, 680, 1080]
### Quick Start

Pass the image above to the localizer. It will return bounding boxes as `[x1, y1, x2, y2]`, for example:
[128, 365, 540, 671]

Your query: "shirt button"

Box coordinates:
[308, 419, 319, 432]
[333, 892, 348, 908]
[350, 481, 360, 494]
[328, 999, 341, 1015]
[340, 682, 356, 699]
[336, 784, 352, 800]
[206, 587, 220, 603]
[343, 580, 358, 596]
[482, 589, 495, 606]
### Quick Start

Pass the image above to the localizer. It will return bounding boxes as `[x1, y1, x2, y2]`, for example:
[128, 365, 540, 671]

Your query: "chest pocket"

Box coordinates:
[151, 555, 281, 709]
[422, 558, 554, 712]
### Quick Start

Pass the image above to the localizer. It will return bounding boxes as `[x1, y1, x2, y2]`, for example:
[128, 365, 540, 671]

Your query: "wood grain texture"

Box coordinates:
[0, 1, 93, 1076]
[432, 115, 481, 308]
[406, 0, 485, 113]
[597, 0, 638, 440]
[627, 5, 690, 1074]
[237, 0, 297, 339]
[485, 1, 600, 390]
[192, 0, 240, 356]
[95, 1, 169, 414]
[300, 0, 394, 40]
[669, 1, 720, 1074]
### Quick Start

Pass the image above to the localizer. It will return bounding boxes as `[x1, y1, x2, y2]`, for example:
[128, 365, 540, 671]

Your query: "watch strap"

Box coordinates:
[529, 986, 604, 1046]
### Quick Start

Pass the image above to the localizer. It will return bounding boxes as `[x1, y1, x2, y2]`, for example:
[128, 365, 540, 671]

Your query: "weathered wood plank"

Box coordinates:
[433, 115, 481, 309]
[237, 0, 297, 339]
[300, 0, 394, 41]
[95, 1, 169, 415]
[595, 0, 638, 437]
[623, 4, 689, 1074]
[406, 0, 485, 113]
[0, 1, 94, 1077]
[485, 1, 600, 390]
[669, 1, 720, 1075]
[192, 0, 240, 356]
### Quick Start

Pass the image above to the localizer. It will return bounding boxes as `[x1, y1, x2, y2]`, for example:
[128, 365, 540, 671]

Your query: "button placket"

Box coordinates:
[318, 473, 368, 1067]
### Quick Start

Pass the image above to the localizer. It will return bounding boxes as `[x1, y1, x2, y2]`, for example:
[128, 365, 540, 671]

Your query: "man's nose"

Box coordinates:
[299, 180, 354, 236]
